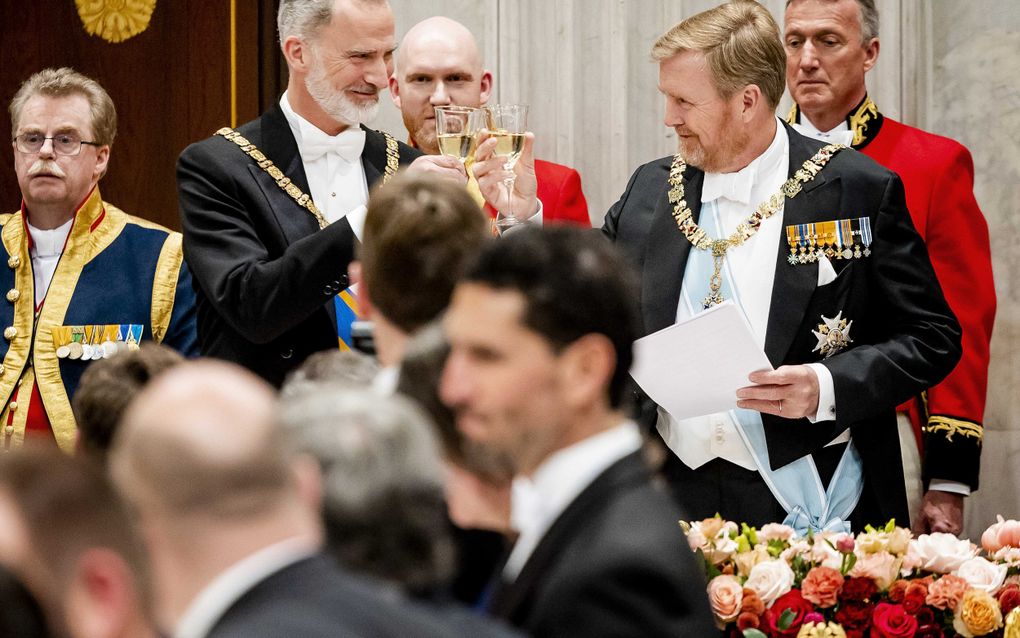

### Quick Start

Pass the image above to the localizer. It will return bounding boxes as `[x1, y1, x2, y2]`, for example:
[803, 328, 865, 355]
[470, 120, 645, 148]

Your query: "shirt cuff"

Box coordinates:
[343, 204, 368, 241]
[805, 362, 836, 423]
[928, 479, 972, 496]
[525, 200, 544, 226]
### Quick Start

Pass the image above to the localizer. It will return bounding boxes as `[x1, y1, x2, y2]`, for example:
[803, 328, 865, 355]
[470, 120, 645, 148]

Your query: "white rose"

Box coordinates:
[808, 537, 843, 570]
[910, 532, 978, 574]
[954, 556, 1008, 594]
[745, 559, 795, 607]
[849, 550, 902, 590]
[687, 527, 707, 552]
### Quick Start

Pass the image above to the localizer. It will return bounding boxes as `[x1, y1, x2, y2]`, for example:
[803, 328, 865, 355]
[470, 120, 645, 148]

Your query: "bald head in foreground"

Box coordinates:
[110, 360, 515, 638]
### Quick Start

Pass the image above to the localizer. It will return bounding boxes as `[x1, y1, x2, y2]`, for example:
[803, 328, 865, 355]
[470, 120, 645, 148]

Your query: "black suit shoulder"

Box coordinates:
[503, 453, 715, 638]
[209, 554, 516, 638]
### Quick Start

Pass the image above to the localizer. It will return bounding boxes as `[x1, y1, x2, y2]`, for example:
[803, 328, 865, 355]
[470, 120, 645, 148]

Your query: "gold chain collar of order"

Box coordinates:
[217, 127, 400, 230]
[667, 142, 846, 308]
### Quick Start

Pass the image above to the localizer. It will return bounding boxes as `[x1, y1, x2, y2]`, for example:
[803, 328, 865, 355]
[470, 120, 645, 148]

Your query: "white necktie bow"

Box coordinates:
[701, 170, 753, 205]
[299, 127, 366, 164]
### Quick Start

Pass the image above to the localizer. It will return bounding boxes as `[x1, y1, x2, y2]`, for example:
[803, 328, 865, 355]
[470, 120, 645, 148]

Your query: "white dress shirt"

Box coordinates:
[279, 91, 369, 239]
[173, 537, 318, 638]
[503, 421, 643, 580]
[658, 119, 841, 472]
[27, 218, 72, 307]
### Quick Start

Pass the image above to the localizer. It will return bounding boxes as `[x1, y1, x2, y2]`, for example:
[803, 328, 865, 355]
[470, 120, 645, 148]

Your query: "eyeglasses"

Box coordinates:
[13, 133, 101, 156]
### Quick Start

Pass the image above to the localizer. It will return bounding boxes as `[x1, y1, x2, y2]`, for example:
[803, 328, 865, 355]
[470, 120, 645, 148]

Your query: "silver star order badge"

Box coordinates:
[811, 311, 853, 358]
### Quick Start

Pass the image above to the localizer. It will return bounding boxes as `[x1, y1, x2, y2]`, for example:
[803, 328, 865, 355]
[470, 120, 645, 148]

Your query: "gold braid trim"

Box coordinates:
[925, 415, 983, 444]
[217, 127, 328, 229]
[382, 131, 399, 184]
[847, 95, 879, 147]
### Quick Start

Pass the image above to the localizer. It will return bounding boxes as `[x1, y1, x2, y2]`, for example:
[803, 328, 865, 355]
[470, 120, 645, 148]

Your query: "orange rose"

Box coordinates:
[926, 574, 969, 611]
[708, 575, 743, 623]
[801, 566, 845, 608]
[953, 589, 1004, 637]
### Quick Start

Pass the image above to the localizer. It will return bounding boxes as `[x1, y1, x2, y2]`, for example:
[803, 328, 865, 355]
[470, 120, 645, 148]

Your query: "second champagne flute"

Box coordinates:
[485, 104, 529, 234]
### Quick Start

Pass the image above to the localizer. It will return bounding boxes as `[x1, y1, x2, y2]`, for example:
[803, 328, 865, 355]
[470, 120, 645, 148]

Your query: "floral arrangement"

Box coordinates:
[682, 516, 1020, 637]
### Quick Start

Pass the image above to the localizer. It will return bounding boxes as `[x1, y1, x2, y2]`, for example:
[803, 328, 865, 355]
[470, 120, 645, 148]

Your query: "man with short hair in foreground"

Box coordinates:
[440, 227, 715, 637]
[784, 0, 995, 535]
[110, 360, 507, 638]
[0, 447, 156, 638]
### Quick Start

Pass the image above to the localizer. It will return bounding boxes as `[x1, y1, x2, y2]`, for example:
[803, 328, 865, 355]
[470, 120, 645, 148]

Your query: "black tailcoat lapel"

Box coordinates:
[641, 169, 702, 334]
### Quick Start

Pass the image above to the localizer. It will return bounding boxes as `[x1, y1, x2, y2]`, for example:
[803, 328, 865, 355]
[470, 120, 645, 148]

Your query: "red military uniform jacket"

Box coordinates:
[790, 97, 995, 491]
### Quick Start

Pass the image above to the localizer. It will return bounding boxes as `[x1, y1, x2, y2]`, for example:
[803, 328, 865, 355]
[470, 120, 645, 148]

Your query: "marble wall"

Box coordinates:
[926, 3, 1020, 539]
[378, 1, 1019, 538]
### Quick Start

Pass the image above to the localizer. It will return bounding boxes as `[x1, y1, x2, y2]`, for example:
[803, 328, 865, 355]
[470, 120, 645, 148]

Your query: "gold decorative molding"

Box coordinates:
[75, 0, 157, 44]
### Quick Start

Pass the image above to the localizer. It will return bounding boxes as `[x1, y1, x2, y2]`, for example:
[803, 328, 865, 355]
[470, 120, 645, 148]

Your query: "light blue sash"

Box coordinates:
[677, 199, 864, 533]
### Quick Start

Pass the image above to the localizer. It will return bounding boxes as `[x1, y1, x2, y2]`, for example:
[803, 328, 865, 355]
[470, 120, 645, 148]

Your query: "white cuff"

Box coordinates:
[805, 362, 836, 422]
[928, 479, 971, 496]
[343, 204, 368, 241]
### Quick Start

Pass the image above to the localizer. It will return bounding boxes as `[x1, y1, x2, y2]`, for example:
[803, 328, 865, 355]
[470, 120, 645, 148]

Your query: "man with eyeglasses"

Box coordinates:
[0, 67, 197, 453]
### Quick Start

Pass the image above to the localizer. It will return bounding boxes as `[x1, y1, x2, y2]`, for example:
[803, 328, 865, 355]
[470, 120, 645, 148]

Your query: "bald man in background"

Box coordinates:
[109, 361, 495, 638]
[390, 16, 591, 226]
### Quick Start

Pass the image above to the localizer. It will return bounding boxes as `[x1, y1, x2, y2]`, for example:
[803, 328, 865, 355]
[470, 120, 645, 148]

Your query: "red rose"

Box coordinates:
[902, 591, 926, 615]
[835, 600, 874, 631]
[887, 579, 910, 603]
[870, 602, 919, 638]
[914, 607, 936, 626]
[840, 577, 879, 602]
[765, 590, 813, 637]
[998, 583, 1020, 616]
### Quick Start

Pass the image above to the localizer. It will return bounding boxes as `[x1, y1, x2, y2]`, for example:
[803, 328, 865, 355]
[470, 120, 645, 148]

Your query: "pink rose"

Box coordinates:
[707, 575, 743, 624]
[849, 550, 902, 590]
[801, 566, 844, 608]
[925, 574, 969, 611]
[745, 559, 795, 607]
[760, 523, 796, 542]
[983, 516, 1020, 553]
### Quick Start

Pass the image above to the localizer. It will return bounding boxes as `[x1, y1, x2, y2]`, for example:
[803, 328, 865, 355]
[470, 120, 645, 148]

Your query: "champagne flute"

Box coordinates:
[435, 106, 482, 164]
[485, 104, 529, 234]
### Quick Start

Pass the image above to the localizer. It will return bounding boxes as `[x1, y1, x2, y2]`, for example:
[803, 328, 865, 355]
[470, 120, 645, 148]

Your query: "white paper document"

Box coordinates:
[630, 300, 773, 420]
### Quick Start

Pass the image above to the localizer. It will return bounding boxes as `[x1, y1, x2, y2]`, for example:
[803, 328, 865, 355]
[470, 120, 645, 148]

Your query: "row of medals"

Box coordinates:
[788, 238, 871, 265]
[56, 336, 140, 360]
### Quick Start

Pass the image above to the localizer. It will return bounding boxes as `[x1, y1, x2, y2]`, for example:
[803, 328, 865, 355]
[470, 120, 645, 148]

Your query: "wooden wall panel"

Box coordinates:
[0, 0, 278, 230]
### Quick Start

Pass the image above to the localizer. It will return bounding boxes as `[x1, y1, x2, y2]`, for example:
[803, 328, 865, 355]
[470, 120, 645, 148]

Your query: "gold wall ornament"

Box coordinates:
[75, 0, 157, 44]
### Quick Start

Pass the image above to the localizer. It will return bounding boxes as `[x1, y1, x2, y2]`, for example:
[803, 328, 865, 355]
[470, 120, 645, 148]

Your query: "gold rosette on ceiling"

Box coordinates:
[75, 0, 157, 44]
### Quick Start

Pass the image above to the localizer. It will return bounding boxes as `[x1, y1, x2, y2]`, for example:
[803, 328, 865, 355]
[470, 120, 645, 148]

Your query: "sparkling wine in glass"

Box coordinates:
[486, 104, 529, 234]
[435, 106, 482, 164]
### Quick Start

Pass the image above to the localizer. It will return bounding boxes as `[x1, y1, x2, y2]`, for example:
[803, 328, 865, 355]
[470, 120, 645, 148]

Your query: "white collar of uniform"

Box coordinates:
[509, 421, 643, 547]
[26, 218, 72, 259]
[701, 117, 787, 205]
[173, 536, 318, 638]
[790, 114, 855, 147]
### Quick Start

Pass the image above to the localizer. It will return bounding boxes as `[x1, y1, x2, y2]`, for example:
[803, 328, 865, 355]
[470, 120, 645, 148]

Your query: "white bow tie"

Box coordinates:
[702, 170, 754, 205]
[790, 121, 855, 147]
[299, 127, 366, 164]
